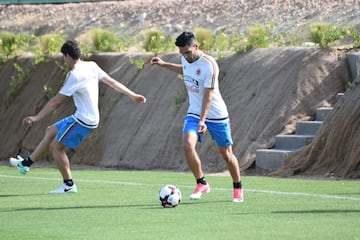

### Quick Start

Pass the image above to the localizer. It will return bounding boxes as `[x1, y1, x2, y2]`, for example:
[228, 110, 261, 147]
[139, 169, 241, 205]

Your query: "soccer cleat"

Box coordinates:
[189, 183, 210, 200]
[9, 155, 30, 175]
[49, 184, 78, 194]
[233, 188, 244, 203]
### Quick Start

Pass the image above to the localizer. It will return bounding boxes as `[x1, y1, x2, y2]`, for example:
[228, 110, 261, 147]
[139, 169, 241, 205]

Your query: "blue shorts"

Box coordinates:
[182, 116, 233, 147]
[55, 116, 92, 149]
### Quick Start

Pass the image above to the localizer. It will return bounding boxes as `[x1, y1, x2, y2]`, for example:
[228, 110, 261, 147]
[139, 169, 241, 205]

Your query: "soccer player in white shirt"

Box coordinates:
[151, 32, 243, 202]
[10, 40, 146, 193]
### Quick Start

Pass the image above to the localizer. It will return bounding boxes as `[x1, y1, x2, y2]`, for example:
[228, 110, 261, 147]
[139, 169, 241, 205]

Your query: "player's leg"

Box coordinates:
[51, 140, 72, 181]
[30, 125, 58, 161]
[10, 125, 57, 174]
[49, 140, 77, 194]
[183, 131, 203, 179]
[209, 120, 244, 202]
[49, 116, 91, 194]
[218, 146, 244, 202]
[182, 116, 211, 200]
[218, 145, 241, 183]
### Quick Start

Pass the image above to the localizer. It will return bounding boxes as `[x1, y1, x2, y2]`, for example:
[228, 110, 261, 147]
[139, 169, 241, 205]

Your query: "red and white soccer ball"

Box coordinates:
[158, 184, 182, 208]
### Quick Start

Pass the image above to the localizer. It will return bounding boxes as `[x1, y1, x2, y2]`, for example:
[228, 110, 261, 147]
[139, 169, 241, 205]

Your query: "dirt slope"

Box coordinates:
[0, 0, 359, 177]
[0, 48, 349, 176]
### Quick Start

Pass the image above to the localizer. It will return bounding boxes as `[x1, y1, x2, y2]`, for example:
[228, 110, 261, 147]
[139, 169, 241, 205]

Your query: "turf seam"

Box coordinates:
[1, 174, 359, 201]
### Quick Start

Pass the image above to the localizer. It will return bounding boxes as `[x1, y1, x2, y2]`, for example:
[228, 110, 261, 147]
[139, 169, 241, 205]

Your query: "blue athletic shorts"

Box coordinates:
[55, 116, 92, 149]
[182, 116, 233, 147]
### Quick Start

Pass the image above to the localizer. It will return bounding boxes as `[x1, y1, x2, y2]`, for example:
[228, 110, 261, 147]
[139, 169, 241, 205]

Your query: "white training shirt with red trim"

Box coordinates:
[181, 53, 229, 122]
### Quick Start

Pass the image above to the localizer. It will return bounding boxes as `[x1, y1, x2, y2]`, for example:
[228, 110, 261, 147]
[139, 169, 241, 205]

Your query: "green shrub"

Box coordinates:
[246, 23, 274, 49]
[0, 31, 17, 59]
[310, 23, 345, 47]
[38, 34, 66, 55]
[129, 56, 145, 69]
[350, 29, 360, 48]
[43, 84, 55, 99]
[91, 28, 127, 52]
[0, 32, 36, 63]
[4, 63, 31, 107]
[144, 30, 166, 54]
[228, 31, 248, 52]
[211, 29, 230, 52]
[175, 78, 186, 112]
[284, 29, 306, 46]
[194, 27, 213, 51]
[16, 32, 36, 52]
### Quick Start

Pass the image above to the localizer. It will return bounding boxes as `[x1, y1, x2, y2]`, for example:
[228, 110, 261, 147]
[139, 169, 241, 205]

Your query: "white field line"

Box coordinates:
[1, 174, 359, 201]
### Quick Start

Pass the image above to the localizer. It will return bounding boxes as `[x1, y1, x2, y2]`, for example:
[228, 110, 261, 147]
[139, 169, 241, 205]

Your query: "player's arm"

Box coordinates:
[150, 57, 183, 75]
[23, 93, 68, 126]
[101, 75, 146, 103]
[198, 88, 214, 134]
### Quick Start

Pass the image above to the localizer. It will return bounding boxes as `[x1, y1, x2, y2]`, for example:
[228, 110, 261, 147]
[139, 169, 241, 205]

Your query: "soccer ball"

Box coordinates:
[158, 184, 181, 208]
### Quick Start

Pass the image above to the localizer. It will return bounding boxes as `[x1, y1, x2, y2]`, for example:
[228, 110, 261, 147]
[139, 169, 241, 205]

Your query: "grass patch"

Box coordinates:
[0, 166, 359, 240]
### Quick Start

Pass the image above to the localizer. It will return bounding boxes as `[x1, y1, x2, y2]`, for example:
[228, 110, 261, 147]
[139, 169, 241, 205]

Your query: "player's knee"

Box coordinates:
[44, 125, 57, 141]
[222, 154, 232, 163]
[219, 148, 233, 163]
[182, 139, 195, 152]
[49, 141, 56, 153]
[50, 140, 62, 154]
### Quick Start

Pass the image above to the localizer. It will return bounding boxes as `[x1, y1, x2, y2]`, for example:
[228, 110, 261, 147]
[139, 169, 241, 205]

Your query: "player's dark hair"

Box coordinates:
[175, 31, 196, 47]
[61, 40, 81, 60]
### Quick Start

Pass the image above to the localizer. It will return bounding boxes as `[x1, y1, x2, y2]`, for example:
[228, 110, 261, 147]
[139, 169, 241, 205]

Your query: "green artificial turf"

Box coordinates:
[0, 166, 359, 240]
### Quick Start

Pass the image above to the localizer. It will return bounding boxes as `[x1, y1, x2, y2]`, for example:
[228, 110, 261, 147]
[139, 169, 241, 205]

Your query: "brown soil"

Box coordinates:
[0, 1, 359, 179]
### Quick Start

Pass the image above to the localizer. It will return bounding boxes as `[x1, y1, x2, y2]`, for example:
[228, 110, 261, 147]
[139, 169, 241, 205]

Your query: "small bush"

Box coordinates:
[211, 29, 230, 52]
[38, 34, 66, 55]
[16, 32, 36, 52]
[246, 23, 274, 49]
[194, 27, 213, 51]
[175, 79, 186, 112]
[4, 63, 31, 107]
[350, 29, 360, 48]
[0, 31, 17, 59]
[129, 56, 145, 69]
[310, 23, 345, 47]
[228, 31, 248, 52]
[144, 30, 166, 54]
[91, 28, 127, 52]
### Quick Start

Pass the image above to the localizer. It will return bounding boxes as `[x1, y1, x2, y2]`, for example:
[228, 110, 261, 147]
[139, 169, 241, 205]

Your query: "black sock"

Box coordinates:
[233, 181, 242, 189]
[64, 179, 74, 187]
[21, 157, 33, 167]
[196, 177, 207, 185]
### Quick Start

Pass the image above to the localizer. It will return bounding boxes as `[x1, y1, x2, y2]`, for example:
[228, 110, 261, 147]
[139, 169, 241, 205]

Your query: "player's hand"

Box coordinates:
[197, 120, 207, 134]
[132, 94, 147, 104]
[23, 116, 36, 127]
[150, 57, 164, 66]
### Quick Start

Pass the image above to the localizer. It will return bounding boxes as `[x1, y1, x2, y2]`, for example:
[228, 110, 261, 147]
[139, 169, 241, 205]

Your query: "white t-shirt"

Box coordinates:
[181, 53, 229, 122]
[59, 61, 108, 128]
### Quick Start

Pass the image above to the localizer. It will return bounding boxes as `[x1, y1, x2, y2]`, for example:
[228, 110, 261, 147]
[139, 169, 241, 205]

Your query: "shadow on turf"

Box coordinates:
[0, 193, 47, 198]
[0, 199, 227, 212]
[272, 209, 360, 214]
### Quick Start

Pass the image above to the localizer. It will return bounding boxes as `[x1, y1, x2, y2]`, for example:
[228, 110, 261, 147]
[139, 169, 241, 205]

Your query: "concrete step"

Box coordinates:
[295, 121, 323, 135]
[275, 134, 314, 150]
[255, 149, 292, 171]
[336, 92, 344, 101]
[255, 105, 332, 171]
[316, 107, 333, 121]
